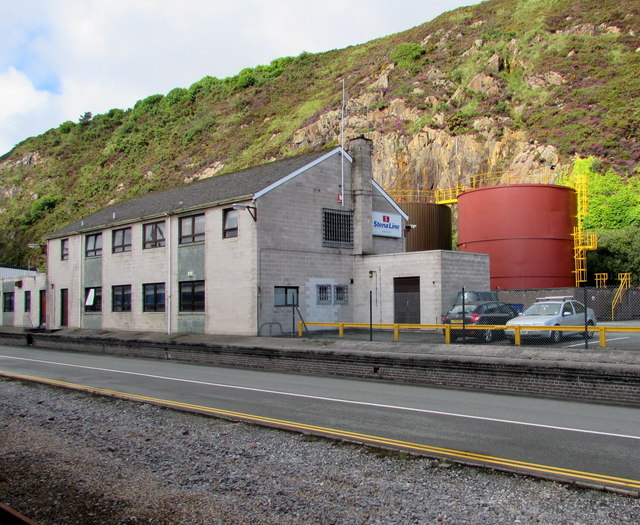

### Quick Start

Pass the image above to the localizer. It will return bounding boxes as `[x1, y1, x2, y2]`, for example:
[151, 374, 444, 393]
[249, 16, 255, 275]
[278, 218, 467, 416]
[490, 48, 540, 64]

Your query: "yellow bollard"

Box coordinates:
[599, 327, 606, 348]
[338, 323, 345, 338]
[393, 324, 400, 342]
[514, 326, 521, 346]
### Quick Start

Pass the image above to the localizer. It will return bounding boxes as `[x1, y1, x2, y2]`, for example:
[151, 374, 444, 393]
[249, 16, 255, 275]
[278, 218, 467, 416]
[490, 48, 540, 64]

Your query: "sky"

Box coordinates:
[0, 0, 479, 156]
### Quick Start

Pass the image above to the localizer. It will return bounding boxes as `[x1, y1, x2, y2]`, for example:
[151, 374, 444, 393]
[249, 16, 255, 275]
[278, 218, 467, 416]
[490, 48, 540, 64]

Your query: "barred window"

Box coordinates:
[322, 208, 353, 248]
[334, 285, 348, 305]
[317, 284, 332, 305]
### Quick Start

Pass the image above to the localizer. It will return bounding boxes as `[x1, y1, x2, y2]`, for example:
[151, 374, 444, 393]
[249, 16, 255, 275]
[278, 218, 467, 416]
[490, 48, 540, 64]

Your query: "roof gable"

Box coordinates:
[254, 147, 351, 199]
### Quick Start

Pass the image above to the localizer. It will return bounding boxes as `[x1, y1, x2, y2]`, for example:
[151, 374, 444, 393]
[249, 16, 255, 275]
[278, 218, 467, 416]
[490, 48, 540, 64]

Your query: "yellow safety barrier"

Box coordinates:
[297, 322, 640, 348]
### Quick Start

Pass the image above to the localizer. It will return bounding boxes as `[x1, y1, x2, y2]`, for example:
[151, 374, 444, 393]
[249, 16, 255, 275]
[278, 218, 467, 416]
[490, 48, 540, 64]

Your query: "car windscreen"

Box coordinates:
[448, 304, 480, 314]
[523, 302, 561, 316]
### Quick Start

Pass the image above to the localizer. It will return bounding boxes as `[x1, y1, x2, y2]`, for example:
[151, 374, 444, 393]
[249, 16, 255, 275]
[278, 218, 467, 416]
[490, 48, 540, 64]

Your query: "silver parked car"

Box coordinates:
[505, 296, 597, 343]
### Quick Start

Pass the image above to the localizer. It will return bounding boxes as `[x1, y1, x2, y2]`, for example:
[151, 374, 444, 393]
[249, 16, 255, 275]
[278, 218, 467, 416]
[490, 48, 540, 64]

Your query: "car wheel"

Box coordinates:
[550, 326, 562, 344]
[481, 329, 495, 343]
[584, 321, 594, 339]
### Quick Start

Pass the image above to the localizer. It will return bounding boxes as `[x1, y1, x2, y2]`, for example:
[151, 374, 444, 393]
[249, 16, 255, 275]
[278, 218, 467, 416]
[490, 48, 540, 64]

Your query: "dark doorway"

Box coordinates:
[39, 290, 47, 328]
[60, 288, 69, 327]
[394, 277, 420, 324]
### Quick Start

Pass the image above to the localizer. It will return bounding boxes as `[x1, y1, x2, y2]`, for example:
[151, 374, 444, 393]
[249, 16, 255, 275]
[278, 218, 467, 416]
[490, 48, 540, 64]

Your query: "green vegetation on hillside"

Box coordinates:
[1, 0, 640, 272]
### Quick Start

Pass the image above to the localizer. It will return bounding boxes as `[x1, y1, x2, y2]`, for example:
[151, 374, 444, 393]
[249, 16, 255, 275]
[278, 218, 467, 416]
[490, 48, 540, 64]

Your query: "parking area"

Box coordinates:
[302, 321, 640, 351]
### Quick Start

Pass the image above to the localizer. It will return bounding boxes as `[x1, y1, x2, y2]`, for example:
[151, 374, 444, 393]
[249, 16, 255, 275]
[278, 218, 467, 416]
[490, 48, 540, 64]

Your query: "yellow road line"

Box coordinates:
[2, 370, 639, 492]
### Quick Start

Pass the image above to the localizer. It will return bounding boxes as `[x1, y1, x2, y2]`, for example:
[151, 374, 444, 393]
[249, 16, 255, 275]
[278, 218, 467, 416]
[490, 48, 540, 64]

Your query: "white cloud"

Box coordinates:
[0, 0, 477, 155]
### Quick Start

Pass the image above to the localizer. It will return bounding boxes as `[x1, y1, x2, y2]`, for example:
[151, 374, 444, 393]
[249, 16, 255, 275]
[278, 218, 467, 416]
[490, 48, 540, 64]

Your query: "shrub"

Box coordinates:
[391, 43, 425, 71]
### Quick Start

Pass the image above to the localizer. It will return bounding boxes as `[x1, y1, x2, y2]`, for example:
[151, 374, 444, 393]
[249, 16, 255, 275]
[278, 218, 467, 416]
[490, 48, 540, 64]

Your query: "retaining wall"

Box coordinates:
[2, 330, 638, 407]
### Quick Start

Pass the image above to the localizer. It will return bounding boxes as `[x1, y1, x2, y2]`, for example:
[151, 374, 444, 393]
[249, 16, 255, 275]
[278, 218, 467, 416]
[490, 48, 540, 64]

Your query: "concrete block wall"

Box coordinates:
[256, 154, 356, 333]
[353, 251, 490, 326]
[0, 274, 48, 329]
[47, 235, 82, 328]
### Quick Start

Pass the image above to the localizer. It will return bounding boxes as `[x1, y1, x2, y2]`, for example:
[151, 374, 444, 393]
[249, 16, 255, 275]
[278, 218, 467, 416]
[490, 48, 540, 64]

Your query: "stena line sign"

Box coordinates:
[372, 212, 402, 238]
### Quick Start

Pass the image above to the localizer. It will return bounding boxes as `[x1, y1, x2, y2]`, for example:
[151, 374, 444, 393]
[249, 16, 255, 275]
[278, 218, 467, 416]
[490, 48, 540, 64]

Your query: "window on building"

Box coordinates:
[322, 208, 353, 248]
[179, 214, 205, 244]
[223, 208, 238, 238]
[3, 292, 14, 312]
[24, 291, 31, 312]
[143, 283, 165, 312]
[61, 238, 70, 260]
[179, 281, 205, 312]
[143, 221, 166, 249]
[84, 287, 102, 312]
[274, 286, 298, 307]
[85, 233, 102, 257]
[112, 227, 132, 253]
[334, 285, 349, 305]
[317, 284, 332, 305]
[112, 285, 132, 312]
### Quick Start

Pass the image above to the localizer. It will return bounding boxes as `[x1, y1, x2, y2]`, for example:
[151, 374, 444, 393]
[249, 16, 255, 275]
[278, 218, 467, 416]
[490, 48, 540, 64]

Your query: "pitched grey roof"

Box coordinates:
[47, 149, 333, 238]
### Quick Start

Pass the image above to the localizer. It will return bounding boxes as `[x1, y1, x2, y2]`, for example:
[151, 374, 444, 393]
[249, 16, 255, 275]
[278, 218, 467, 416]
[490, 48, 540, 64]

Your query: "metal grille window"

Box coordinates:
[334, 285, 348, 305]
[179, 280, 205, 312]
[143, 221, 166, 249]
[112, 285, 132, 312]
[143, 283, 165, 312]
[322, 208, 353, 248]
[3, 292, 14, 312]
[317, 284, 332, 305]
[85, 233, 102, 257]
[84, 287, 102, 312]
[61, 238, 69, 260]
[179, 214, 205, 244]
[112, 227, 132, 253]
[24, 291, 31, 312]
[274, 286, 298, 307]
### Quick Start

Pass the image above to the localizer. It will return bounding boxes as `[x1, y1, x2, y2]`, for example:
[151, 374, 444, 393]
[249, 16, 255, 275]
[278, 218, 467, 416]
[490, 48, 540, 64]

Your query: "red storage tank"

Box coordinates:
[457, 184, 577, 289]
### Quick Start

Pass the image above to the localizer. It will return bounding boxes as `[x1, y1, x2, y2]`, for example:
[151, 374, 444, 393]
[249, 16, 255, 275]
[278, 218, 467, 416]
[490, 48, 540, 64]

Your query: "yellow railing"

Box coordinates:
[298, 321, 640, 348]
[612, 273, 632, 320]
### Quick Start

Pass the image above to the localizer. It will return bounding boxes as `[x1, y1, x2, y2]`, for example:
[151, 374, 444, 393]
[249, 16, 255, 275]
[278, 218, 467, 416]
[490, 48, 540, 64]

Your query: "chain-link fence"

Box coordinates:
[300, 287, 640, 350]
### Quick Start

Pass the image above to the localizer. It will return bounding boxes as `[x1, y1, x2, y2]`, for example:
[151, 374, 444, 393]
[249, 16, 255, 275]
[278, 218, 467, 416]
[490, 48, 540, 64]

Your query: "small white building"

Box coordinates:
[2, 137, 489, 335]
[1, 269, 48, 329]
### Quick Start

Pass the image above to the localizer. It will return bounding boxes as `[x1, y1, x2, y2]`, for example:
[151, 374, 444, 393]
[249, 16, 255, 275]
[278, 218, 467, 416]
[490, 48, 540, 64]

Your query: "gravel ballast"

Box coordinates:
[1, 378, 638, 524]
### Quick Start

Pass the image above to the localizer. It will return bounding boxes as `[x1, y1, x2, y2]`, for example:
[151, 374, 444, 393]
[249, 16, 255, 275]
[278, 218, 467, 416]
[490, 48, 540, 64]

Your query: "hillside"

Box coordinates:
[1, 0, 640, 268]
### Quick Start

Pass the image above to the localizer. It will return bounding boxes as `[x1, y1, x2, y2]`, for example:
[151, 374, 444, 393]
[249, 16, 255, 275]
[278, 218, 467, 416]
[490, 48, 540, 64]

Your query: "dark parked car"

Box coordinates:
[442, 301, 520, 343]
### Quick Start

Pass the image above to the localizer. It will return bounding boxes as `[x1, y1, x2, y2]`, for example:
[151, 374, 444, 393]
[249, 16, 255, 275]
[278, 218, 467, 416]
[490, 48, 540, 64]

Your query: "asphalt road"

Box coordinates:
[1, 345, 638, 493]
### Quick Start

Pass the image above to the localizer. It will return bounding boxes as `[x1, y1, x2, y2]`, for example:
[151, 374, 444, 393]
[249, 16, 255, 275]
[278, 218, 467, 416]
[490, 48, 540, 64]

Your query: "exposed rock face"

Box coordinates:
[292, 95, 561, 194]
